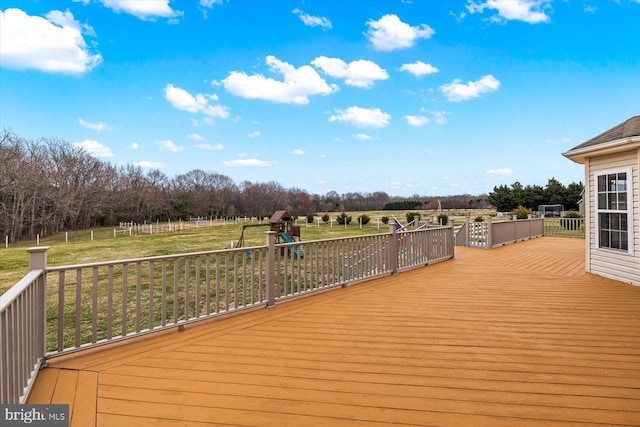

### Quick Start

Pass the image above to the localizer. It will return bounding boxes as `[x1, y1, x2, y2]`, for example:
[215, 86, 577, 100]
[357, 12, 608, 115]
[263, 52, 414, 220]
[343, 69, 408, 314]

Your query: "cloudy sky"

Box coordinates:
[1, 0, 638, 196]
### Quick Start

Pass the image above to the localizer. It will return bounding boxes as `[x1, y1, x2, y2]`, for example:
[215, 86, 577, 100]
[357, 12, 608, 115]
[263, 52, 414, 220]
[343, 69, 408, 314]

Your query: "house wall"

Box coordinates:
[586, 149, 640, 286]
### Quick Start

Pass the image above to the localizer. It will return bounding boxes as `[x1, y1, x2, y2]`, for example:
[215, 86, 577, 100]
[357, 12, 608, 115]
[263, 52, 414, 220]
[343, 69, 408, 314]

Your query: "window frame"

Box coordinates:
[595, 166, 634, 255]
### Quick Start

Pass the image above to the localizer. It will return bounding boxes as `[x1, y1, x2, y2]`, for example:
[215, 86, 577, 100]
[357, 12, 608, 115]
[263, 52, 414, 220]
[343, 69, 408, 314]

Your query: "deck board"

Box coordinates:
[28, 237, 640, 426]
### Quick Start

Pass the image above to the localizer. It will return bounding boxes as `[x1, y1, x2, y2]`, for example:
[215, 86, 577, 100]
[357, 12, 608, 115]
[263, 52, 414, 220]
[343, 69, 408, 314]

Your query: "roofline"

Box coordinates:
[562, 135, 640, 164]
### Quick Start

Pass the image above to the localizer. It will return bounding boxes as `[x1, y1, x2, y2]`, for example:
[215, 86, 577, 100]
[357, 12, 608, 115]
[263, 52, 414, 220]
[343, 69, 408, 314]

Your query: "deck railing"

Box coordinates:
[0, 248, 47, 404]
[456, 216, 584, 248]
[1, 225, 453, 404]
[543, 217, 585, 238]
[455, 217, 544, 248]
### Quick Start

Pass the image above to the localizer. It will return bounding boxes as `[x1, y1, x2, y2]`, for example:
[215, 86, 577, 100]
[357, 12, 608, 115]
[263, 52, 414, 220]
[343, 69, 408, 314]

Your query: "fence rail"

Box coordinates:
[543, 218, 585, 238]
[1, 225, 453, 404]
[456, 217, 584, 249]
[0, 248, 47, 404]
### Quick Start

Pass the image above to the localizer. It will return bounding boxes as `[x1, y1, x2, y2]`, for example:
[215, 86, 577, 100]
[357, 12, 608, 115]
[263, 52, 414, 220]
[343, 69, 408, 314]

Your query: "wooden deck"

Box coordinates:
[28, 237, 640, 426]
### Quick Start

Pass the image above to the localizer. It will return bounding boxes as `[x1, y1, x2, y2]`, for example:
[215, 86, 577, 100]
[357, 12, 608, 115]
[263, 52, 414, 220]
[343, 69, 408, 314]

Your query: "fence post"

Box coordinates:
[464, 215, 470, 247]
[265, 231, 276, 308]
[388, 224, 398, 275]
[486, 216, 493, 249]
[27, 246, 49, 366]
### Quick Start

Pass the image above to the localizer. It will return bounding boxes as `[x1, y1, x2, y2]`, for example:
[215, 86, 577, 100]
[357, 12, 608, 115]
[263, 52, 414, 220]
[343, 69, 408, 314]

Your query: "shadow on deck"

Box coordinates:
[29, 237, 640, 426]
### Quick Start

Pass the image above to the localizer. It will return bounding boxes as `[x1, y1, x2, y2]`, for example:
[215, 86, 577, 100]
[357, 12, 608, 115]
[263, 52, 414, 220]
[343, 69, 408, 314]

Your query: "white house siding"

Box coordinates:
[587, 149, 640, 286]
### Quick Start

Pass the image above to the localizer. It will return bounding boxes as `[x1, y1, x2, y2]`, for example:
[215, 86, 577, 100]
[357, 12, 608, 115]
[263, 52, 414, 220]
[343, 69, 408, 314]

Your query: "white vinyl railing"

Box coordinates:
[1, 225, 454, 404]
[456, 216, 584, 248]
[0, 248, 47, 404]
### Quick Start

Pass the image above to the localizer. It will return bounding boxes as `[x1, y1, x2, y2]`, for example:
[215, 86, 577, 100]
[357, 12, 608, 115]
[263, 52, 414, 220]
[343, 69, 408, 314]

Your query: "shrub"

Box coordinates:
[563, 210, 582, 218]
[380, 216, 389, 225]
[306, 214, 315, 224]
[321, 213, 330, 223]
[436, 213, 449, 225]
[358, 214, 370, 225]
[406, 212, 421, 223]
[336, 212, 352, 225]
[512, 205, 532, 219]
[474, 215, 484, 222]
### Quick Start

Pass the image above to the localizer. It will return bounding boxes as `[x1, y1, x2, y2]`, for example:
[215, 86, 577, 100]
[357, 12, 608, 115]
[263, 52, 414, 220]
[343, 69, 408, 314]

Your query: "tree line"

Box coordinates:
[486, 179, 584, 213]
[2, 131, 582, 243]
[1, 131, 492, 243]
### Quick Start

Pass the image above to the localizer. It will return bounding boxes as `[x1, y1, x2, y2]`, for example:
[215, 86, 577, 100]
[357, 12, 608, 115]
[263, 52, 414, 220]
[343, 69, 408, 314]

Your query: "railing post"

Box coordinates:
[486, 216, 493, 249]
[265, 232, 276, 308]
[388, 224, 398, 275]
[464, 215, 470, 247]
[27, 246, 49, 366]
[449, 225, 455, 259]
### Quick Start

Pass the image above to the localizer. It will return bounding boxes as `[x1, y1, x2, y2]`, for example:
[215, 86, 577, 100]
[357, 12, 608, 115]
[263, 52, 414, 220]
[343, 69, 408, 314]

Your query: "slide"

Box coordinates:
[280, 233, 303, 259]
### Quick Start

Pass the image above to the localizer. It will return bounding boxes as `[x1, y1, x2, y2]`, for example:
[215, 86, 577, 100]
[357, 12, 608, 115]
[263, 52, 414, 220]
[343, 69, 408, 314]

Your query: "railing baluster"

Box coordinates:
[107, 266, 113, 340]
[135, 263, 141, 333]
[57, 271, 65, 352]
[205, 256, 211, 316]
[195, 257, 201, 317]
[215, 255, 220, 314]
[161, 261, 167, 327]
[122, 264, 128, 337]
[75, 269, 82, 348]
[184, 259, 190, 321]
[172, 259, 178, 324]
[92, 267, 98, 344]
[224, 253, 229, 311]
[149, 261, 155, 330]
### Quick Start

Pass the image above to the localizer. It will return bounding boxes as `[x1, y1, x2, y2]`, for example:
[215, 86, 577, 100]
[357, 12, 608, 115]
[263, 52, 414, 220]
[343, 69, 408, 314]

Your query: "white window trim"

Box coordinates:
[594, 166, 634, 255]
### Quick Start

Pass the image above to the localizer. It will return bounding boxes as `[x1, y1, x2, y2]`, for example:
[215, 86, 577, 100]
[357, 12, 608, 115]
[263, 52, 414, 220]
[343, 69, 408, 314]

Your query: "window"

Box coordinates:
[596, 169, 631, 252]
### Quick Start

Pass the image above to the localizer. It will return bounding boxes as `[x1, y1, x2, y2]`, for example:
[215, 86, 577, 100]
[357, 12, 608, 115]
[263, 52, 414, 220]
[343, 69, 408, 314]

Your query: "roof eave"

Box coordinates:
[562, 136, 640, 164]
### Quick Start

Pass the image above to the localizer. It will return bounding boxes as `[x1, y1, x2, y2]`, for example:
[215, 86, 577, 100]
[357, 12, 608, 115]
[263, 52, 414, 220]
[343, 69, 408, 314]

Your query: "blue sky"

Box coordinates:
[1, 0, 639, 197]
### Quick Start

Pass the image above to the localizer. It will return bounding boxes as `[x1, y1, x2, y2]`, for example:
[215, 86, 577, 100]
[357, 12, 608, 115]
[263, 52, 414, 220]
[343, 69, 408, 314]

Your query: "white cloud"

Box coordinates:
[99, 0, 182, 20]
[135, 161, 165, 169]
[311, 56, 388, 89]
[329, 106, 391, 128]
[129, 142, 139, 149]
[431, 110, 450, 124]
[440, 74, 500, 102]
[198, 0, 222, 18]
[222, 56, 337, 104]
[156, 139, 184, 153]
[247, 131, 261, 138]
[292, 8, 332, 29]
[0, 8, 102, 74]
[399, 61, 439, 77]
[405, 115, 429, 127]
[164, 84, 230, 118]
[224, 158, 275, 167]
[355, 133, 373, 140]
[290, 149, 304, 155]
[187, 133, 204, 141]
[199, 0, 222, 8]
[73, 139, 114, 157]
[366, 14, 435, 51]
[195, 143, 223, 150]
[486, 168, 514, 176]
[466, 0, 551, 24]
[78, 118, 110, 131]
